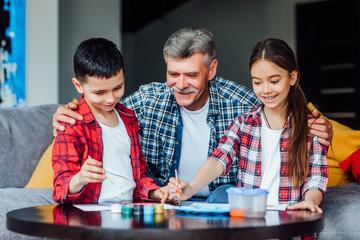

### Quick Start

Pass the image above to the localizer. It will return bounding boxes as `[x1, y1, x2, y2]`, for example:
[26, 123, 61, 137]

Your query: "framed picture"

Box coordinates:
[0, 0, 26, 107]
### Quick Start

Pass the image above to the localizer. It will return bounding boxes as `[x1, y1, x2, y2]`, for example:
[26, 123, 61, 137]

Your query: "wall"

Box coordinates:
[26, 0, 326, 104]
[58, 0, 121, 104]
[26, 0, 58, 106]
[123, 0, 326, 96]
[26, 0, 121, 105]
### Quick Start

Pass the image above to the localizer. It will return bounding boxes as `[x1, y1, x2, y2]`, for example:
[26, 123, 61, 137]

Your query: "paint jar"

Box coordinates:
[133, 205, 144, 215]
[226, 187, 268, 218]
[122, 204, 133, 215]
[111, 203, 122, 213]
[144, 204, 154, 215]
[154, 204, 164, 214]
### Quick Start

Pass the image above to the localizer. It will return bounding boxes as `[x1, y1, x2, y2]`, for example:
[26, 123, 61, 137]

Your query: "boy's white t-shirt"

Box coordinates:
[179, 99, 211, 197]
[260, 112, 282, 205]
[97, 110, 136, 203]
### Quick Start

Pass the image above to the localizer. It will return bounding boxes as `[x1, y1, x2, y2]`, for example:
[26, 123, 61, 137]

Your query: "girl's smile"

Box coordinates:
[262, 95, 277, 101]
[251, 59, 297, 114]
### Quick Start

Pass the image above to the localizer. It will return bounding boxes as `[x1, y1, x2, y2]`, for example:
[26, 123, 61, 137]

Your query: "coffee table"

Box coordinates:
[7, 204, 324, 240]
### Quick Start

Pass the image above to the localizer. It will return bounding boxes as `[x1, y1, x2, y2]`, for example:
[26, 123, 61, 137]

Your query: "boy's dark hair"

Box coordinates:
[74, 38, 124, 83]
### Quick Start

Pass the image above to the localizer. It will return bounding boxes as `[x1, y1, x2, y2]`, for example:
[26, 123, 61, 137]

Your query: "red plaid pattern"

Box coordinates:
[52, 96, 159, 204]
[212, 105, 328, 205]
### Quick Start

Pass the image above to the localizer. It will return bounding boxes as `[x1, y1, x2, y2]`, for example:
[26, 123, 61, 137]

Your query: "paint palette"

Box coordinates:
[174, 204, 230, 214]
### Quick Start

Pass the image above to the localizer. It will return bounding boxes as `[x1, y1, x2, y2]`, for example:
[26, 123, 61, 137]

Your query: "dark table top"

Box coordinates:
[7, 204, 324, 240]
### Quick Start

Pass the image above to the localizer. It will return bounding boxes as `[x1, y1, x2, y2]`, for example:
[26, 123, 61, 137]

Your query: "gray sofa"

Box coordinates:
[0, 104, 58, 239]
[319, 182, 360, 239]
[0, 104, 359, 239]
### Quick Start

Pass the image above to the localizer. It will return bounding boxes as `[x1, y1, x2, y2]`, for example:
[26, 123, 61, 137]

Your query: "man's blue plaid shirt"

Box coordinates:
[121, 76, 260, 190]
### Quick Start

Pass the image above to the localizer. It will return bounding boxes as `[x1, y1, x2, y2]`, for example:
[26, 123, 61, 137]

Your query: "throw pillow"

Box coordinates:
[308, 103, 359, 186]
[326, 119, 360, 185]
[24, 139, 54, 189]
[339, 148, 360, 183]
[25, 98, 79, 189]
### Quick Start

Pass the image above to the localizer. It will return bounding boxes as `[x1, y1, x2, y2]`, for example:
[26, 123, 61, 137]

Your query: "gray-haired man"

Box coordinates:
[53, 27, 333, 202]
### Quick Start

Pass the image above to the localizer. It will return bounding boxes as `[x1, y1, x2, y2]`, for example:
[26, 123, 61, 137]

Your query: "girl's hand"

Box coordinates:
[166, 177, 193, 202]
[69, 156, 105, 194]
[287, 200, 323, 213]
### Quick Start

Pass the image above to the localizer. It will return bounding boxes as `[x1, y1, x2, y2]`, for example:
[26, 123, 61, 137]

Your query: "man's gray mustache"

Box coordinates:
[170, 86, 198, 95]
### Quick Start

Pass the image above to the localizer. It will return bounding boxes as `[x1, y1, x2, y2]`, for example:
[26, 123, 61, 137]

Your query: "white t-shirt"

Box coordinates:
[179, 99, 211, 197]
[98, 110, 136, 203]
[260, 112, 282, 205]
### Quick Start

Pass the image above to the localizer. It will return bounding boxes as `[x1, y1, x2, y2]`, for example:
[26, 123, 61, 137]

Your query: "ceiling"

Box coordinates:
[122, 0, 189, 33]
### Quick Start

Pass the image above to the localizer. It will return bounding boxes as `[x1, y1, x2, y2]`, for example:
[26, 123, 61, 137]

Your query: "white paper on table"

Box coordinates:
[74, 204, 111, 211]
[266, 204, 287, 211]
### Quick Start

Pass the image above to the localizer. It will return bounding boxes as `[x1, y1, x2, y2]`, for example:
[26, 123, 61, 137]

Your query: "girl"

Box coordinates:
[168, 38, 328, 215]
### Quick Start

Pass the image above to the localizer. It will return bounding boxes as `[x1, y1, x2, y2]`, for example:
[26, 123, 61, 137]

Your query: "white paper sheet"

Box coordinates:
[74, 204, 111, 211]
[266, 204, 288, 211]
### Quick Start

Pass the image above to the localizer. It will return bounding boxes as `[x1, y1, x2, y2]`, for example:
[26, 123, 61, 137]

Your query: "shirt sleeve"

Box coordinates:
[302, 136, 329, 198]
[130, 116, 160, 201]
[210, 117, 242, 176]
[52, 123, 84, 204]
[137, 152, 160, 201]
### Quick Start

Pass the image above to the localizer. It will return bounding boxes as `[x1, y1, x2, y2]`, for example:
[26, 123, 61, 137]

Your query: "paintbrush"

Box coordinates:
[175, 169, 181, 206]
[87, 156, 122, 194]
[104, 169, 122, 194]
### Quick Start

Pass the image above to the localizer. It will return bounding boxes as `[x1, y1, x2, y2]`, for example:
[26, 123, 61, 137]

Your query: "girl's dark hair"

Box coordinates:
[249, 38, 310, 188]
[74, 38, 124, 83]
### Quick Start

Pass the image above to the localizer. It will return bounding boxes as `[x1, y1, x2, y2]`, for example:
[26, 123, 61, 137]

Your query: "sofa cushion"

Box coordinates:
[319, 182, 360, 239]
[0, 104, 58, 188]
[307, 102, 358, 186]
[339, 148, 360, 183]
[326, 119, 360, 186]
[24, 100, 78, 189]
[0, 188, 55, 222]
[0, 188, 57, 240]
[25, 140, 54, 189]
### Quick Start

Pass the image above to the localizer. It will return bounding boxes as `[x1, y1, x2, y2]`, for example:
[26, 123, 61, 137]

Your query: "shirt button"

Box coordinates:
[279, 193, 282, 196]
[99, 138, 102, 142]
[94, 199, 98, 204]
[176, 141, 179, 144]
[178, 122, 181, 125]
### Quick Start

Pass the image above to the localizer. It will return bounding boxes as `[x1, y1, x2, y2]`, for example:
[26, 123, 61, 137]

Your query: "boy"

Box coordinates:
[52, 38, 167, 204]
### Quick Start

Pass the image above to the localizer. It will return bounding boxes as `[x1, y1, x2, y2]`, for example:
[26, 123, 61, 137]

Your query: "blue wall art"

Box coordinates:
[0, 0, 25, 107]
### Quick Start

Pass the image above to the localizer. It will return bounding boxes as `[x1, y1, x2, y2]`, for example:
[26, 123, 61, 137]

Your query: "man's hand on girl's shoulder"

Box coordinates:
[308, 109, 333, 147]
